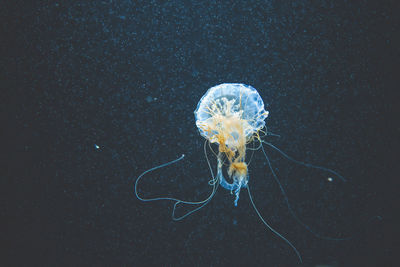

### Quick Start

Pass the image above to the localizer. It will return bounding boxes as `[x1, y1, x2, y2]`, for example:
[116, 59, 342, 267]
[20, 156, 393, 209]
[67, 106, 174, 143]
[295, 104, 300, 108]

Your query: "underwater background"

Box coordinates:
[2, 1, 399, 266]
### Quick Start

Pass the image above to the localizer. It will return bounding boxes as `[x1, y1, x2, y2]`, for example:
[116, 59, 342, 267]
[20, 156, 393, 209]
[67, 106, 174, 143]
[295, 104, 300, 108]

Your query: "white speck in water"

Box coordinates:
[95, 144, 100, 150]
[146, 96, 158, 103]
[327, 177, 333, 182]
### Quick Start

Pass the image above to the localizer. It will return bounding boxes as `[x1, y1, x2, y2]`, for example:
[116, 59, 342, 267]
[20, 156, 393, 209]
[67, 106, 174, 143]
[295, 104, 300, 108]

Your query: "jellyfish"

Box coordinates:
[194, 83, 268, 206]
[135, 83, 349, 263]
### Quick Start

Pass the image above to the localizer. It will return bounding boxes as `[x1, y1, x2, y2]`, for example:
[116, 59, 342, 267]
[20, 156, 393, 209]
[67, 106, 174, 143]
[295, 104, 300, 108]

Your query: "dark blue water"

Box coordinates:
[3, 1, 398, 266]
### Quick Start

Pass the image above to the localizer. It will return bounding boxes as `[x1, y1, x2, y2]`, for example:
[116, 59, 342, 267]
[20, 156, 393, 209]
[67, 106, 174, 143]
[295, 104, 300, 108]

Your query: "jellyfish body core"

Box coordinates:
[194, 83, 268, 205]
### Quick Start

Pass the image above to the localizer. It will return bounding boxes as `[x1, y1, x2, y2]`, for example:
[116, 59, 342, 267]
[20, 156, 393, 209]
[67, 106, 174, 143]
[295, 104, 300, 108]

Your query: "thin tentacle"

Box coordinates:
[261, 142, 351, 240]
[247, 185, 302, 264]
[134, 140, 219, 220]
[262, 141, 346, 182]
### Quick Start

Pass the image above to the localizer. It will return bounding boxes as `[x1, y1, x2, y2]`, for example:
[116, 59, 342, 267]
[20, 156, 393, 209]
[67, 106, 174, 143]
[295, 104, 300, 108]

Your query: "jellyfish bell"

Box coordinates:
[195, 83, 268, 140]
[194, 83, 269, 206]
